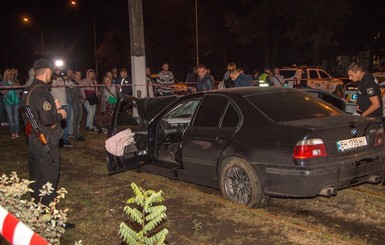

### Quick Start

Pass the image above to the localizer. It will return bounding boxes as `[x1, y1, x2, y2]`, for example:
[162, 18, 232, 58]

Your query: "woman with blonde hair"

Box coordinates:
[0, 69, 21, 139]
[81, 69, 99, 132]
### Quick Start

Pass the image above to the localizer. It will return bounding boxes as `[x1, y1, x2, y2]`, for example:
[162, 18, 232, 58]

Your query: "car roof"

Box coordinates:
[281, 66, 321, 70]
[134, 87, 299, 121]
[204, 86, 293, 97]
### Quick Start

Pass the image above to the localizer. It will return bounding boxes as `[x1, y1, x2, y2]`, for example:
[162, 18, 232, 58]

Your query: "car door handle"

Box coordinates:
[215, 137, 226, 144]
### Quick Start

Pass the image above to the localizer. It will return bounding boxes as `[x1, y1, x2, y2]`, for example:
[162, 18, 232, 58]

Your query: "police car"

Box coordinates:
[280, 66, 344, 96]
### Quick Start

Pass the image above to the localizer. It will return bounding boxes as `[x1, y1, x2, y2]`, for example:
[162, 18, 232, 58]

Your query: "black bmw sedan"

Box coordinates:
[107, 87, 385, 208]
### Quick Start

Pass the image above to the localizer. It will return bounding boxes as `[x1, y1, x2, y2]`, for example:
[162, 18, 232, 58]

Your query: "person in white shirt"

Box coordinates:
[270, 67, 285, 87]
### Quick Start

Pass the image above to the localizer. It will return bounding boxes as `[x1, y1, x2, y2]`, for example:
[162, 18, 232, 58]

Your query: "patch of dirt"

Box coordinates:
[267, 197, 385, 245]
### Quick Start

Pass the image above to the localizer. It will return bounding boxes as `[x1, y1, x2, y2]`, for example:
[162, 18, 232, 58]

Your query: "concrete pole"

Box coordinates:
[128, 0, 148, 98]
[195, 0, 199, 67]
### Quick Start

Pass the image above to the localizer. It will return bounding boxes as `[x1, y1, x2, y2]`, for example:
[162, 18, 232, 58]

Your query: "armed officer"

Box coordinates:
[21, 58, 67, 205]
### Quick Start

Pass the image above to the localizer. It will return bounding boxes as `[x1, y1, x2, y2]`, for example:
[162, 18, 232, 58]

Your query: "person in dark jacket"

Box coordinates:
[230, 68, 252, 87]
[20, 58, 67, 205]
[196, 64, 214, 92]
[348, 62, 382, 118]
[114, 67, 132, 97]
[70, 70, 85, 141]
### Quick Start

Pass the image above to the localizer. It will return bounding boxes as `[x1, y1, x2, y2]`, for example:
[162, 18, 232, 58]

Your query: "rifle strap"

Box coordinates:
[26, 84, 45, 107]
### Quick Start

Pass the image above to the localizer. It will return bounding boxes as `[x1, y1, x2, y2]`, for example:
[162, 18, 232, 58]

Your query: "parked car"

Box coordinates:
[280, 66, 344, 97]
[107, 87, 385, 208]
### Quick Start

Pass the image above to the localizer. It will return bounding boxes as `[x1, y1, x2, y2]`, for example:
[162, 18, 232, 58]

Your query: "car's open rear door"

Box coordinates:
[107, 96, 148, 174]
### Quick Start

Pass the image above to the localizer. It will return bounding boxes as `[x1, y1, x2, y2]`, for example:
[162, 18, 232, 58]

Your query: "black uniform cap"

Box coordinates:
[33, 58, 53, 71]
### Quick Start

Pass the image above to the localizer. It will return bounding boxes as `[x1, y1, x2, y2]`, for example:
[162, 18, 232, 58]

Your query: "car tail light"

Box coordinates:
[374, 127, 384, 147]
[293, 139, 327, 159]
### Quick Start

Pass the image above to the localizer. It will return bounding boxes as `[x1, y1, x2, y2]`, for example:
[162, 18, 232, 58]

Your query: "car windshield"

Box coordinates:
[246, 90, 343, 122]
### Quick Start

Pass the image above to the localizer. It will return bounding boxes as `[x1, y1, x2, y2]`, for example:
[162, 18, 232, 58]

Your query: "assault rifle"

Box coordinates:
[23, 106, 56, 165]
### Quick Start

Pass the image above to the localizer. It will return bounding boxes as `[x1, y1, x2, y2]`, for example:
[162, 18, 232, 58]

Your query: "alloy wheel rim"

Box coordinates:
[224, 166, 252, 204]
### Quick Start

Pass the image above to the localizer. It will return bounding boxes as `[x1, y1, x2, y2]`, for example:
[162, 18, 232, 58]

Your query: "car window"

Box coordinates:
[319, 70, 331, 79]
[280, 70, 297, 78]
[319, 93, 345, 111]
[117, 100, 142, 127]
[221, 103, 240, 128]
[306, 91, 321, 98]
[193, 96, 228, 127]
[246, 91, 343, 122]
[162, 97, 201, 123]
[309, 70, 318, 79]
[306, 91, 345, 111]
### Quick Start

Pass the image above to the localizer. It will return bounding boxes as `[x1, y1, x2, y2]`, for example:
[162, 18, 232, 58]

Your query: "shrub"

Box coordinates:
[0, 172, 68, 244]
[119, 183, 168, 245]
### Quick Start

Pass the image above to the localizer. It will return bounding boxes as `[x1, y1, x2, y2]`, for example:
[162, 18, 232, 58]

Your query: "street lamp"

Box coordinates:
[22, 17, 45, 57]
[195, 0, 199, 67]
[70, 1, 98, 79]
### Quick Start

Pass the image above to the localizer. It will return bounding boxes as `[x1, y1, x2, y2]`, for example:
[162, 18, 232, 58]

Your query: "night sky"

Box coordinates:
[0, 0, 385, 81]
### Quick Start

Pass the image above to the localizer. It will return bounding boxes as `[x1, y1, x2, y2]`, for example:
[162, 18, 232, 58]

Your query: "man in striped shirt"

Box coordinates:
[156, 62, 175, 96]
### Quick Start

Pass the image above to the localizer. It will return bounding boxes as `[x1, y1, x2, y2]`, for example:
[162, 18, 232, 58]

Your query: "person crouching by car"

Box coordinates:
[347, 62, 383, 119]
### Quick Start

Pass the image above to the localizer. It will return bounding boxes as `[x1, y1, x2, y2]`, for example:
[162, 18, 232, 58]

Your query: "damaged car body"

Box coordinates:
[107, 87, 385, 208]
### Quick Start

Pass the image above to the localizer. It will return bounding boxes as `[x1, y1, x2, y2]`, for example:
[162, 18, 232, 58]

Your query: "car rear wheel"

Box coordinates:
[220, 158, 269, 208]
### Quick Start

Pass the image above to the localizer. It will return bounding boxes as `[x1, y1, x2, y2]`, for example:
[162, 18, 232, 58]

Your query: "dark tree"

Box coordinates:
[224, 0, 351, 67]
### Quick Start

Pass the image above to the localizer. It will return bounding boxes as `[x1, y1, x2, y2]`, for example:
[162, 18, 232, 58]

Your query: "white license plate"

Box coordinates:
[337, 136, 367, 152]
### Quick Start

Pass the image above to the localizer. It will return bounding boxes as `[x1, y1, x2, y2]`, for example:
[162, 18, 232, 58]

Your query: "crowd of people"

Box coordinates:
[0, 60, 290, 145]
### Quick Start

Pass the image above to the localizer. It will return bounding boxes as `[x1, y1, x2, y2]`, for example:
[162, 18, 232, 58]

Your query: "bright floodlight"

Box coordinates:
[55, 60, 64, 68]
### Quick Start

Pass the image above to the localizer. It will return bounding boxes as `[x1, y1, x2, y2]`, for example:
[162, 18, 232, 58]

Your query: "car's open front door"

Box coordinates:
[107, 96, 148, 174]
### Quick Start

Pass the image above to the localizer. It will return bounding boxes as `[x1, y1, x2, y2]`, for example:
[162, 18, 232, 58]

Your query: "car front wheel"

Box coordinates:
[220, 158, 269, 208]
